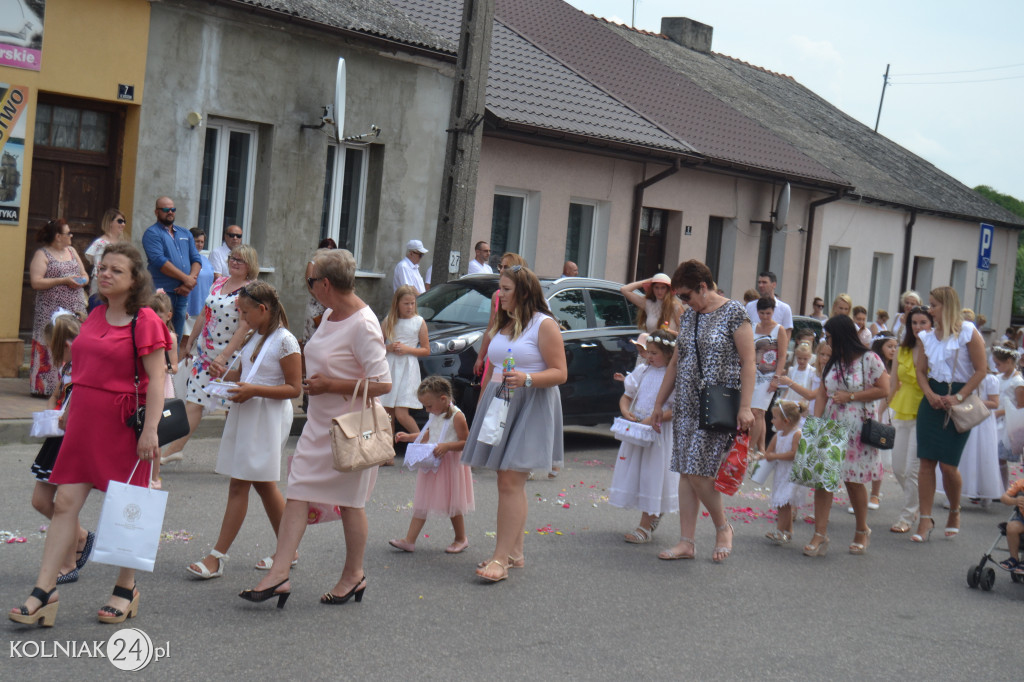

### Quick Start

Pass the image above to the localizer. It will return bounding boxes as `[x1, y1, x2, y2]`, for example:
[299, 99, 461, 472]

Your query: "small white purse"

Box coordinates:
[405, 417, 451, 473]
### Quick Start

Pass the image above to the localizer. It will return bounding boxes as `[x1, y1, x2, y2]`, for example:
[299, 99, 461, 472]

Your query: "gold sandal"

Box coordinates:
[476, 559, 509, 583]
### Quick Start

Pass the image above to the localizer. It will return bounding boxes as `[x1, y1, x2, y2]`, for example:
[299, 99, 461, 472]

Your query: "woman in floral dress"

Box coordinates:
[28, 219, 87, 396]
[805, 314, 890, 557]
[160, 245, 258, 465]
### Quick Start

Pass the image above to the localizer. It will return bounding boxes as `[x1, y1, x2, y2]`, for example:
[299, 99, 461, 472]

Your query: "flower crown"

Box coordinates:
[50, 308, 75, 326]
[647, 335, 676, 348]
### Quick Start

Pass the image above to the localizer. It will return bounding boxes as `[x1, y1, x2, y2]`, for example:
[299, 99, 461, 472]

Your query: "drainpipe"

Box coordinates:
[800, 190, 845, 314]
[899, 209, 917, 294]
[627, 159, 681, 281]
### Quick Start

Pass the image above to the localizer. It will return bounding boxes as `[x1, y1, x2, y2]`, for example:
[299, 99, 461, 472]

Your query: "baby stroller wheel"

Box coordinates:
[967, 566, 981, 588]
[980, 568, 996, 591]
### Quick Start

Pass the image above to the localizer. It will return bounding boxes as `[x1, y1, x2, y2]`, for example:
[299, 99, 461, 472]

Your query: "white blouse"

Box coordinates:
[920, 321, 978, 383]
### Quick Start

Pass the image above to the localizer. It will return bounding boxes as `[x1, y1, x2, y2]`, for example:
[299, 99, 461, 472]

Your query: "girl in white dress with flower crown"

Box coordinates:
[609, 331, 680, 544]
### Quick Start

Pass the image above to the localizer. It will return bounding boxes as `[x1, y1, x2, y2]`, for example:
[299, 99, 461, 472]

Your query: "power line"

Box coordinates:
[893, 62, 1024, 77]
[895, 74, 1024, 85]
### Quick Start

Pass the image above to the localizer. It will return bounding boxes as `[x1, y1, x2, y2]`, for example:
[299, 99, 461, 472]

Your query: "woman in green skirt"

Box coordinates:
[913, 287, 988, 542]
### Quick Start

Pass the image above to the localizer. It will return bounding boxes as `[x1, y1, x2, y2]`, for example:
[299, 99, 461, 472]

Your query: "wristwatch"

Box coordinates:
[524, 373, 533, 388]
[955, 393, 964, 402]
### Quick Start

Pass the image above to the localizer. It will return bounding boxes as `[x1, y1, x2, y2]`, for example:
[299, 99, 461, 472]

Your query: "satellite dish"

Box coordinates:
[774, 182, 790, 232]
[334, 57, 346, 143]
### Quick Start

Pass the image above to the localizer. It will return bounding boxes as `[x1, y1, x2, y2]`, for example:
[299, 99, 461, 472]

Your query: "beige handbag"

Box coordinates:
[943, 345, 990, 434]
[330, 379, 395, 473]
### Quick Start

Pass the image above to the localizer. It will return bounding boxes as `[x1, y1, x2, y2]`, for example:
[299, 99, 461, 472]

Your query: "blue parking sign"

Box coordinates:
[977, 223, 993, 271]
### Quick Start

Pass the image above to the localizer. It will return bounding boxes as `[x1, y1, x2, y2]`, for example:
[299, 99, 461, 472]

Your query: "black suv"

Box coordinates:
[417, 275, 640, 425]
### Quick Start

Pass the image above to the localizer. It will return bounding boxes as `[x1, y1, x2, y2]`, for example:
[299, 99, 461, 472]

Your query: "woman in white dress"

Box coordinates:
[186, 282, 301, 579]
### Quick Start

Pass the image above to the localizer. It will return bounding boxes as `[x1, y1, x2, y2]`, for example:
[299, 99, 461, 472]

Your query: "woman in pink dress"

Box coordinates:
[239, 249, 391, 609]
[10, 243, 171, 627]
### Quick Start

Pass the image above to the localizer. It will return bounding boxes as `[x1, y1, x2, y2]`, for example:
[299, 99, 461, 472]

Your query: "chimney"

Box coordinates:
[660, 17, 713, 53]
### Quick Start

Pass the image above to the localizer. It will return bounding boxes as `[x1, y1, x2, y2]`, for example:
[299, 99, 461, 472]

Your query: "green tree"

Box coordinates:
[974, 185, 1024, 319]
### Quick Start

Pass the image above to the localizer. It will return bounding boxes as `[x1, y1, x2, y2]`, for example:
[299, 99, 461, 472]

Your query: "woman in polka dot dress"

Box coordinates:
[160, 245, 259, 466]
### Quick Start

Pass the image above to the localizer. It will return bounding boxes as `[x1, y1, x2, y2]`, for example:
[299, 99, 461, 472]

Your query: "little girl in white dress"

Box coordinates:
[380, 285, 429, 442]
[609, 331, 679, 544]
[762, 400, 808, 546]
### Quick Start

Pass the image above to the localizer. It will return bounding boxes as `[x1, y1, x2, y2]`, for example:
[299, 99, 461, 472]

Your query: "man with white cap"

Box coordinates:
[393, 239, 428, 294]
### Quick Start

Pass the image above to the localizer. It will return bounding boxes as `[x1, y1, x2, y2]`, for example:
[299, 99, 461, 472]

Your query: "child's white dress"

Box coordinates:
[951, 373, 1004, 499]
[411, 407, 475, 518]
[215, 329, 299, 482]
[609, 365, 680, 515]
[784, 365, 819, 415]
[380, 315, 423, 409]
[769, 429, 802, 509]
[997, 370, 1024, 461]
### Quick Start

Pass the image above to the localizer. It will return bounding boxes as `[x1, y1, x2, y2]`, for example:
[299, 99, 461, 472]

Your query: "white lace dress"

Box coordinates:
[609, 365, 680, 515]
[769, 429, 803, 509]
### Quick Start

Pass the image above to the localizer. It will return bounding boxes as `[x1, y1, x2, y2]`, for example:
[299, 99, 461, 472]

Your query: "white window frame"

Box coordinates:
[565, 198, 598, 277]
[869, 252, 893, 319]
[825, 246, 850, 312]
[322, 143, 369, 259]
[199, 119, 258, 250]
[491, 188, 529, 260]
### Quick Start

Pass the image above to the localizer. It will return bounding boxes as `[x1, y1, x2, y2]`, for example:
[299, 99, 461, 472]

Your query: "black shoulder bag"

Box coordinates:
[125, 314, 190, 446]
[856, 355, 895, 450]
[695, 312, 740, 431]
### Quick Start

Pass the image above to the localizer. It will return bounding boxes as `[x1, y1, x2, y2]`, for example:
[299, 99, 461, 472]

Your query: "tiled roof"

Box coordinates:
[487, 20, 693, 154]
[604, 22, 1023, 226]
[494, 0, 848, 186]
[229, 0, 455, 53]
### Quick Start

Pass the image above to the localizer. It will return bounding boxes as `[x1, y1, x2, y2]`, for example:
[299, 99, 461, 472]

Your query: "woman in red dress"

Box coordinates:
[9, 243, 171, 627]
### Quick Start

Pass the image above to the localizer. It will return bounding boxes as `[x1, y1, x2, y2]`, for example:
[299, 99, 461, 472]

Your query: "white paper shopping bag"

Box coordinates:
[92, 463, 168, 572]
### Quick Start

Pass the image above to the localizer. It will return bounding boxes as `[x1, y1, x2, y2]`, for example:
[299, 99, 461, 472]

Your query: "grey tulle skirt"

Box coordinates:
[461, 381, 564, 472]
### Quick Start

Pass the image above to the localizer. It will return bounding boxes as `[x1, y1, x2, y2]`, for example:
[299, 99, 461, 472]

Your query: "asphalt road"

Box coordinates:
[2, 430, 1021, 680]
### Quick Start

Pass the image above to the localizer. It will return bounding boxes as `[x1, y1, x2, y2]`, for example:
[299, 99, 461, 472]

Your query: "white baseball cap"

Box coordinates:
[406, 239, 429, 254]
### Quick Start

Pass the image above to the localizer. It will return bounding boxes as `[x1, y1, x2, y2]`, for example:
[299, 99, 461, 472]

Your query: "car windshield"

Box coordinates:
[418, 280, 497, 325]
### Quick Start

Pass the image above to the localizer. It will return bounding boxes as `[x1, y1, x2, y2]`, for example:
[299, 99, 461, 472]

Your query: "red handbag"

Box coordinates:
[714, 433, 750, 496]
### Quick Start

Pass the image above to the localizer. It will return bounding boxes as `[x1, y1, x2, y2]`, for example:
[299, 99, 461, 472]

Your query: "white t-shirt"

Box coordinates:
[393, 256, 425, 294]
[745, 296, 793, 330]
[209, 242, 231, 277]
[467, 259, 492, 275]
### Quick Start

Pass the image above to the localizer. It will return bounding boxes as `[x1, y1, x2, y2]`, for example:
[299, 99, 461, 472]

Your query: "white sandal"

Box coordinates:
[254, 555, 299, 570]
[765, 529, 792, 545]
[624, 526, 653, 544]
[186, 549, 227, 579]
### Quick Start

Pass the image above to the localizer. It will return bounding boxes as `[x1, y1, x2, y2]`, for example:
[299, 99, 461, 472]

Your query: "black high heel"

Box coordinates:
[238, 580, 290, 609]
[320, 576, 366, 605]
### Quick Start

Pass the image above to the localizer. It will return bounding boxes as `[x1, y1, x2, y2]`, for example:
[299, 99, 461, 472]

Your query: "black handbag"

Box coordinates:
[125, 314, 190, 446]
[694, 313, 740, 432]
[852, 355, 894, 450]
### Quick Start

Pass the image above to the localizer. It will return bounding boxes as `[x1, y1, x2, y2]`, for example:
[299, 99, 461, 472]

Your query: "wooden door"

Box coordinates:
[20, 97, 122, 332]
[636, 207, 668, 280]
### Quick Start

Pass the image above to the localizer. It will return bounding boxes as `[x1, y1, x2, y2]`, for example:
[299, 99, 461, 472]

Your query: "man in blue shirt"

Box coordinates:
[142, 196, 201, 339]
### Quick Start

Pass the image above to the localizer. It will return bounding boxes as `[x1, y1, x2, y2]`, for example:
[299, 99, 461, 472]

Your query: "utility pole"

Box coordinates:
[430, 0, 495, 286]
[874, 63, 890, 133]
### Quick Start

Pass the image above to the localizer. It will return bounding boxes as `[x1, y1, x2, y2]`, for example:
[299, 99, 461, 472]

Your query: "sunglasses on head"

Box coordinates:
[240, 286, 264, 305]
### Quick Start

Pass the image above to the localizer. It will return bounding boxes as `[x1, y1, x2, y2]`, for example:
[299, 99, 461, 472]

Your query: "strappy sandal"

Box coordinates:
[186, 548, 227, 579]
[476, 555, 524, 569]
[713, 524, 733, 563]
[476, 559, 509, 583]
[803, 531, 829, 557]
[8, 587, 58, 627]
[649, 515, 661, 532]
[624, 526, 653, 544]
[254, 555, 299, 570]
[849, 527, 872, 555]
[765, 529, 792, 545]
[658, 537, 695, 560]
[890, 520, 912, 533]
[945, 507, 961, 539]
[98, 584, 138, 624]
[911, 516, 934, 543]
